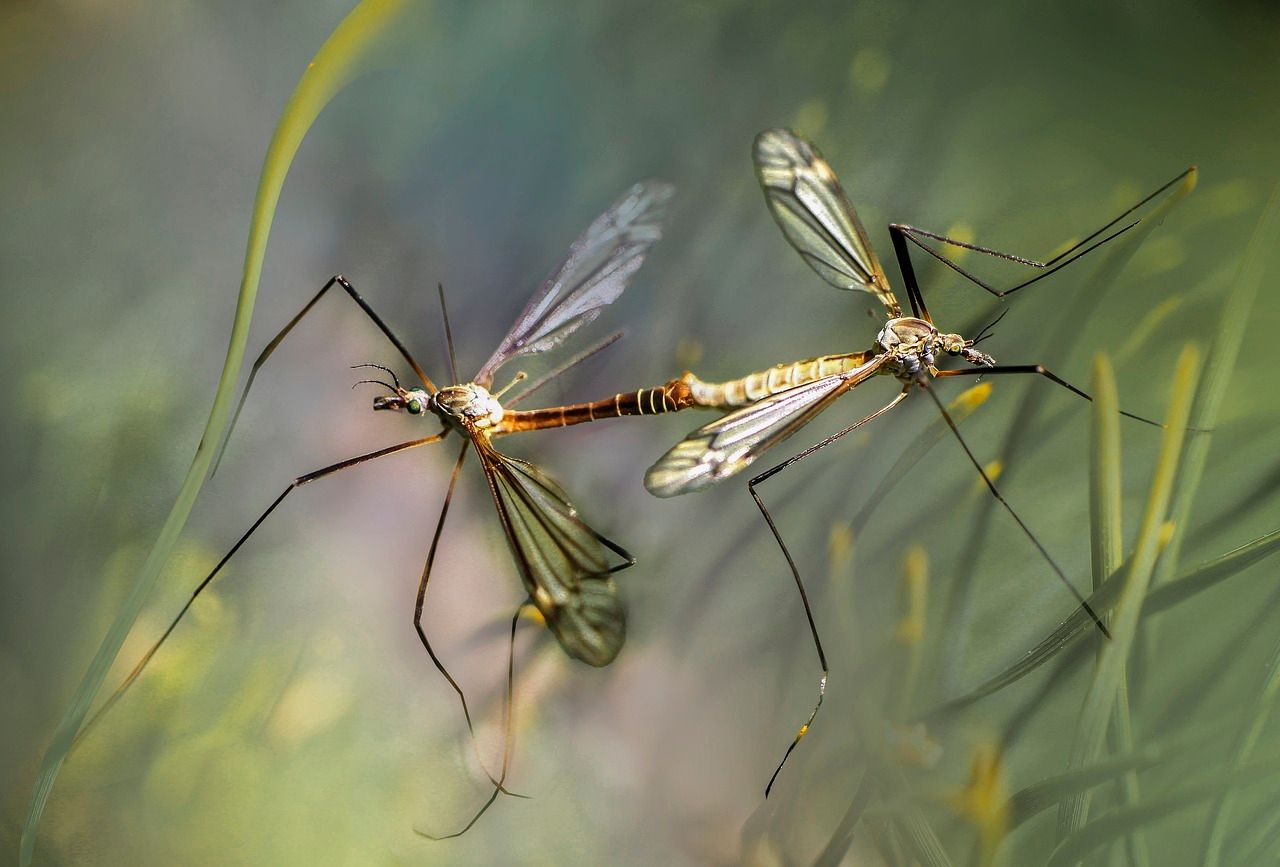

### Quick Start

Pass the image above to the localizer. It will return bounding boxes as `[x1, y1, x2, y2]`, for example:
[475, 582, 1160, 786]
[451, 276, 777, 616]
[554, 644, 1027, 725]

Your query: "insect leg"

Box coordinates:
[417, 603, 529, 840]
[411, 441, 524, 794]
[917, 378, 1111, 638]
[935, 365, 1164, 428]
[887, 167, 1194, 302]
[213, 275, 437, 473]
[749, 387, 910, 797]
[74, 430, 449, 747]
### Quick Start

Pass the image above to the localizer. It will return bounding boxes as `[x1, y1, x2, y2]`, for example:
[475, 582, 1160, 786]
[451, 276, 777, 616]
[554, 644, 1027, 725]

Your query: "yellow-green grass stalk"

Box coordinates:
[1087, 352, 1150, 866]
[1054, 344, 1200, 850]
[19, 3, 420, 863]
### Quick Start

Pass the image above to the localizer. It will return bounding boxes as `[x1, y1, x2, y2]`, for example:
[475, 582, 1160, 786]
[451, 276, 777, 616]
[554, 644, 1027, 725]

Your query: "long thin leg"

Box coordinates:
[413, 442, 483, 739]
[75, 431, 449, 746]
[887, 168, 1194, 304]
[418, 603, 527, 840]
[213, 275, 437, 473]
[935, 365, 1163, 428]
[749, 387, 910, 797]
[916, 379, 1110, 638]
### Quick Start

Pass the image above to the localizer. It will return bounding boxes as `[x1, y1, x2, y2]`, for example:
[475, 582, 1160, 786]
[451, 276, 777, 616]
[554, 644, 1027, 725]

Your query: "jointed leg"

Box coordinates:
[213, 275, 436, 472]
[887, 168, 1194, 306]
[748, 387, 910, 796]
[75, 431, 448, 746]
[418, 603, 527, 840]
[935, 365, 1163, 427]
[916, 379, 1110, 638]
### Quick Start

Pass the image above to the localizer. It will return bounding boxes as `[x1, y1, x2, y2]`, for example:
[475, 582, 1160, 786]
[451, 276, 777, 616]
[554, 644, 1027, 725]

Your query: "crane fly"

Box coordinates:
[646, 128, 1194, 795]
[81, 180, 704, 838]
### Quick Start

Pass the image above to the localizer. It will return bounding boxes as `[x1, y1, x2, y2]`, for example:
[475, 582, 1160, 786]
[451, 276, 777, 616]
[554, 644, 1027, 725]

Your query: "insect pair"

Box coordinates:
[85, 129, 1191, 837]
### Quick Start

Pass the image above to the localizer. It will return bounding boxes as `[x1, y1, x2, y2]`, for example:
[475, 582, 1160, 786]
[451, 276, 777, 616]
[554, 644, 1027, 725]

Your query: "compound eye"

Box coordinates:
[406, 398, 423, 415]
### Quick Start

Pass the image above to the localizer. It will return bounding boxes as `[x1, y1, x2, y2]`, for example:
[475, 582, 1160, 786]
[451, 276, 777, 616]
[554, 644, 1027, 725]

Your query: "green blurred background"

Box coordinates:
[5, 1, 1280, 864]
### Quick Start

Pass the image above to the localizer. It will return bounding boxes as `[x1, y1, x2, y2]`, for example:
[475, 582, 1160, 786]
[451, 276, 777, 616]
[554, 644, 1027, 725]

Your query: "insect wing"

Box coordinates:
[645, 355, 887, 497]
[474, 438, 627, 666]
[754, 128, 901, 317]
[475, 180, 675, 386]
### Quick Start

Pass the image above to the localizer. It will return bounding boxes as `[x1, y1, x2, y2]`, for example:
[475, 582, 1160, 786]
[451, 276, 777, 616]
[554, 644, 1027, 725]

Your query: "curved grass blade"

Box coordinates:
[1004, 720, 1225, 830]
[1198, 633, 1280, 865]
[19, 3, 417, 862]
[1087, 353, 1150, 866]
[1055, 344, 1200, 843]
[926, 523, 1280, 719]
[1045, 748, 1280, 867]
[1150, 182, 1280, 589]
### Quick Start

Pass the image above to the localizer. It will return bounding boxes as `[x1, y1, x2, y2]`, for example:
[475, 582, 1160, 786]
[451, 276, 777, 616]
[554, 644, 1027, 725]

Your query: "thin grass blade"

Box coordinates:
[18, 3, 418, 863]
[1045, 748, 1280, 867]
[1055, 344, 1200, 845]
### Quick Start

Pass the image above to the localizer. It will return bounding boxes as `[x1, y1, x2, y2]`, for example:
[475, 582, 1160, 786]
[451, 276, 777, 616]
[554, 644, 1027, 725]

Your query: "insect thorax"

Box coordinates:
[876, 317, 942, 378]
[875, 317, 993, 378]
[432, 383, 505, 429]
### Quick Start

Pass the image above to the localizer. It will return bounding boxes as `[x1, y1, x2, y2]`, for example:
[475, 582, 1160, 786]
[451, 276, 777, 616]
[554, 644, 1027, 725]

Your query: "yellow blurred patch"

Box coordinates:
[1202, 178, 1255, 219]
[792, 97, 829, 137]
[849, 47, 890, 94]
[267, 668, 354, 746]
[940, 221, 976, 265]
[946, 741, 1009, 866]
[676, 336, 703, 369]
[828, 520, 853, 569]
[896, 546, 927, 645]
[1132, 234, 1186, 277]
[953, 382, 992, 414]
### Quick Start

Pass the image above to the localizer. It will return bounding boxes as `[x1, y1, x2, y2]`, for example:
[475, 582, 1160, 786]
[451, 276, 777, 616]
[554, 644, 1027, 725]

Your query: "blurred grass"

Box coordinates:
[7, 2, 1280, 865]
[16, 2, 419, 863]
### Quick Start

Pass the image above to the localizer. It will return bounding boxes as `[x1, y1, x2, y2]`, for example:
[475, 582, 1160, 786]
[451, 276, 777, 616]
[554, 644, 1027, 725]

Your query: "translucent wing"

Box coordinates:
[475, 180, 675, 387]
[754, 128, 901, 317]
[473, 436, 628, 666]
[645, 354, 888, 497]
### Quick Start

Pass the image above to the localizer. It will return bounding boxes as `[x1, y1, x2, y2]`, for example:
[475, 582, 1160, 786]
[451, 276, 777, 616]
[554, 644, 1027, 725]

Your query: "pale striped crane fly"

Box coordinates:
[83, 180, 701, 838]
[647, 128, 1194, 794]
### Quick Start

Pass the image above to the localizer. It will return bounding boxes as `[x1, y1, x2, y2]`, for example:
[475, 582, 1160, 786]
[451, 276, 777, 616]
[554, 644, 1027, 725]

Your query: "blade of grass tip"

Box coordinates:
[1046, 747, 1280, 867]
[18, 3, 419, 863]
[1004, 717, 1228, 831]
[938, 169, 1197, 692]
[1088, 353, 1150, 867]
[1141, 183, 1280, 687]
[924, 522, 1280, 723]
[1144, 525, 1280, 615]
[1055, 344, 1200, 848]
[1199, 634, 1280, 865]
[1152, 182, 1280, 587]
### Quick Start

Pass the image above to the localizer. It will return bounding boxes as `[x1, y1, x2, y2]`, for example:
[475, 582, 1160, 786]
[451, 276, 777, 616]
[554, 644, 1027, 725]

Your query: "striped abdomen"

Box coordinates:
[680, 351, 876, 408]
[495, 379, 696, 434]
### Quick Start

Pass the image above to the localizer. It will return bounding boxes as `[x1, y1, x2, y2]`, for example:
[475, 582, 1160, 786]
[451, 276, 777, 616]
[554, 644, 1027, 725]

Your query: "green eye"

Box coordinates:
[406, 398, 423, 415]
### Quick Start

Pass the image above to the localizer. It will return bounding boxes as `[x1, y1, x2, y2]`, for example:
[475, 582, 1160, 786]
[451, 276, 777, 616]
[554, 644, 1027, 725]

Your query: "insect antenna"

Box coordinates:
[972, 308, 1010, 346]
[438, 282, 460, 385]
[917, 379, 1111, 638]
[351, 379, 397, 392]
[351, 362, 401, 389]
